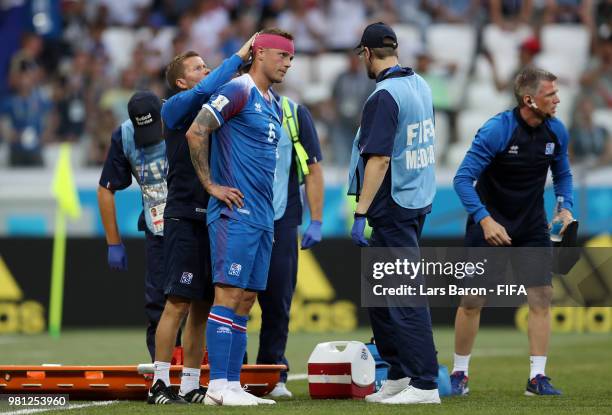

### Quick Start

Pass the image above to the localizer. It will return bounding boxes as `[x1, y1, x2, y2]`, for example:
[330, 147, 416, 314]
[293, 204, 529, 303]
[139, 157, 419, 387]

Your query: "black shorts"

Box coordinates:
[464, 221, 553, 288]
[163, 217, 214, 301]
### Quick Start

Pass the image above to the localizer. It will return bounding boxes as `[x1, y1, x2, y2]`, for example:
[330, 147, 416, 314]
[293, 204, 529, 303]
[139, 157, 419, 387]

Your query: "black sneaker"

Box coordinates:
[147, 379, 188, 404]
[180, 386, 208, 403]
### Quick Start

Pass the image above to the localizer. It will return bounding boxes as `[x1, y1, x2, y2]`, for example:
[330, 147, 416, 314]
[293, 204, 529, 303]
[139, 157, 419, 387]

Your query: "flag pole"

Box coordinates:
[49, 208, 66, 338]
[48, 143, 81, 338]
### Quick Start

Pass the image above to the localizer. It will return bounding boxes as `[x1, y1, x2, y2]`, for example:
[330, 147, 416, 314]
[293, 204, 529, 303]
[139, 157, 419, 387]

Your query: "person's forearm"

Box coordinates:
[162, 55, 242, 130]
[192, 54, 242, 97]
[304, 162, 324, 222]
[97, 186, 121, 245]
[454, 173, 490, 223]
[551, 155, 574, 210]
[186, 108, 218, 190]
[355, 156, 390, 214]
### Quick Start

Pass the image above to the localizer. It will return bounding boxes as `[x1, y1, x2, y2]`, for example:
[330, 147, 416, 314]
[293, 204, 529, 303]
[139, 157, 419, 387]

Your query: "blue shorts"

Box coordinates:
[464, 220, 553, 287]
[163, 217, 214, 301]
[209, 216, 273, 291]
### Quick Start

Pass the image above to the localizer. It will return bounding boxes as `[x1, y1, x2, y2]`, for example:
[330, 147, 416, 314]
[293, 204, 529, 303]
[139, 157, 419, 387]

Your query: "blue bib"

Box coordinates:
[348, 74, 436, 209]
[120, 120, 168, 236]
[273, 124, 293, 220]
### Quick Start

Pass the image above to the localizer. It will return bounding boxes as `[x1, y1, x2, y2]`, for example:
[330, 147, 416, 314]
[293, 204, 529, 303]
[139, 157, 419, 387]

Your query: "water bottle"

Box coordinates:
[550, 196, 564, 242]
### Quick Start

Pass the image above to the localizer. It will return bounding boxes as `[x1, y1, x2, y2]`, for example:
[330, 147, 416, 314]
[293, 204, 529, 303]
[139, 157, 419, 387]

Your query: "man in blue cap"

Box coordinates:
[348, 22, 440, 404]
[98, 90, 169, 363]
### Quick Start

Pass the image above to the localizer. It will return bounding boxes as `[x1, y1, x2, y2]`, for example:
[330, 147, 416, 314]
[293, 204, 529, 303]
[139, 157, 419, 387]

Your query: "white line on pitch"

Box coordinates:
[3, 400, 117, 415]
[287, 373, 308, 381]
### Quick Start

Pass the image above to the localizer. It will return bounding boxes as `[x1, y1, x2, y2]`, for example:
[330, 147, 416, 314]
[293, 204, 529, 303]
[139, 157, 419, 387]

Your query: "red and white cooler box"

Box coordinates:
[307, 341, 375, 399]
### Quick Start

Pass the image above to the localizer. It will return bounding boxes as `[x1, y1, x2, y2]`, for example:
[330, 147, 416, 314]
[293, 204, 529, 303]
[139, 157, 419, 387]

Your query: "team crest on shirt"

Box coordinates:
[180, 272, 193, 285]
[508, 145, 519, 155]
[254, 102, 262, 113]
[545, 142, 555, 155]
[229, 263, 242, 277]
[211, 95, 229, 112]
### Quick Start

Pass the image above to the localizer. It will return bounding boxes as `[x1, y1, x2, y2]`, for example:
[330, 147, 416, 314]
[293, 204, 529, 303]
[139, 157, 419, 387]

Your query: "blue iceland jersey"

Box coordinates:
[204, 74, 282, 232]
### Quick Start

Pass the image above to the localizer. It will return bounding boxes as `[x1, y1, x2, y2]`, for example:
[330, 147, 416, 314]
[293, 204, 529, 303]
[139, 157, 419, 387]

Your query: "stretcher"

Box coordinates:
[0, 364, 285, 399]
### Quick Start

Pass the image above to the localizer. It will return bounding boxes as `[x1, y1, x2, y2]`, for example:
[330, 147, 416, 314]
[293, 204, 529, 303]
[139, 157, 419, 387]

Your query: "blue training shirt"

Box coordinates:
[454, 107, 573, 232]
[162, 54, 243, 221]
[162, 54, 243, 130]
[204, 73, 283, 232]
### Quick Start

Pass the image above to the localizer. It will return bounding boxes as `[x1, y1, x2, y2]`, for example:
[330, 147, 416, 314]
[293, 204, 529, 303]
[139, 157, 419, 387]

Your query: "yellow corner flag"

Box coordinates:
[52, 143, 82, 219]
[49, 143, 82, 338]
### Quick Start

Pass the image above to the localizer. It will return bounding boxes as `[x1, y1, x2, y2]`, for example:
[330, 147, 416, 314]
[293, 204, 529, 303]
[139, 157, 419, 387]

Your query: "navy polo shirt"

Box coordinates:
[99, 127, 147, 231]
[454, 107, 573, 236]
[276, 104, 323, 227]
[161, 54, 242, 221]
[359, 65, 432, 224]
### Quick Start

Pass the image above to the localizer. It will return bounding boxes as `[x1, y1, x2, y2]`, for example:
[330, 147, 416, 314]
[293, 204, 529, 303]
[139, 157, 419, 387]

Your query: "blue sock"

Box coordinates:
[206, 305, 234, 381]
[227, 314, 248, 382]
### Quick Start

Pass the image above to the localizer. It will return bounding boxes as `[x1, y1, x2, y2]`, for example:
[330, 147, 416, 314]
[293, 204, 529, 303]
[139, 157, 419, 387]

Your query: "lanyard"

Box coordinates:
[139, 152, 145, 183]
[138, 147, 168, 184]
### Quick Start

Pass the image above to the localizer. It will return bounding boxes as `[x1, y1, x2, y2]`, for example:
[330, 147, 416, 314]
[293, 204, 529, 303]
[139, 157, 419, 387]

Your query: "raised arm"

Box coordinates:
[186, 107, 244, 209]
[162, 34, 257, 130]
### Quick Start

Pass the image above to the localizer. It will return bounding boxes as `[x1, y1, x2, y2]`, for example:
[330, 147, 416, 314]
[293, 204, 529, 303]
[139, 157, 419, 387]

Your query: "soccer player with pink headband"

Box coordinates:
[186, 28, 294, 406]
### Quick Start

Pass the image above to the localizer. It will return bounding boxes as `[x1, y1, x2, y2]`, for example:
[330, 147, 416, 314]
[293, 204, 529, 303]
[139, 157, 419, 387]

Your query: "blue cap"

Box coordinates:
[355, 22, 398, 52]
[128, 91, 162, 147]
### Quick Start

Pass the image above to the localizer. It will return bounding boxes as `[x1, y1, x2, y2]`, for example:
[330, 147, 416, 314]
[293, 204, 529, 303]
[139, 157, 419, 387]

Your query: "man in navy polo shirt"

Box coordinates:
[450, 67, 574, 397]
[348, 22, 440, 405]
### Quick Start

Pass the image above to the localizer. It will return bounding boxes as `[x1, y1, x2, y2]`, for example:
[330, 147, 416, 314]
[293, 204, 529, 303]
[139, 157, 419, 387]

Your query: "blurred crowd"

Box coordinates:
[0, 0, 611, 169]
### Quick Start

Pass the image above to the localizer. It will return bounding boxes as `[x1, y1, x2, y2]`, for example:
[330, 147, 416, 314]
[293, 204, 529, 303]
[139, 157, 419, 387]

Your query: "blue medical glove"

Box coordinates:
[351, 214, 369, 247]
[301, 220, 322, 249]
[108, 243, 128, 271]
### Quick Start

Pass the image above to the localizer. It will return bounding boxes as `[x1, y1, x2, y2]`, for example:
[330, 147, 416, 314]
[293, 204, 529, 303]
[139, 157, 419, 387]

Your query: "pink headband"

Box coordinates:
[252, 34, 294, 55]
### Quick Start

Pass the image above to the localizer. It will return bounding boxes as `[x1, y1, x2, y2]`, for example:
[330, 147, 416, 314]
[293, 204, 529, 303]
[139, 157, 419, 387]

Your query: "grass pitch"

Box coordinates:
[1, 327, 611, 414]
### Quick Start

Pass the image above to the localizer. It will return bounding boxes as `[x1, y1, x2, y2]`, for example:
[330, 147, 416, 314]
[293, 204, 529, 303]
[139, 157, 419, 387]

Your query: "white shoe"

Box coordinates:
[204, 387, 258, 406]
[269, 382, 293, 398]
[365, 377, 410, 403]
[230, 383, 276, 405]
[380, 385, 441, 404]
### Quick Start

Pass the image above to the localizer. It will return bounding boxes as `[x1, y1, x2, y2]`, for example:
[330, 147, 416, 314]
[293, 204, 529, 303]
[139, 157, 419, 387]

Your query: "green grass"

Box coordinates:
[1, 327, 611, 414]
